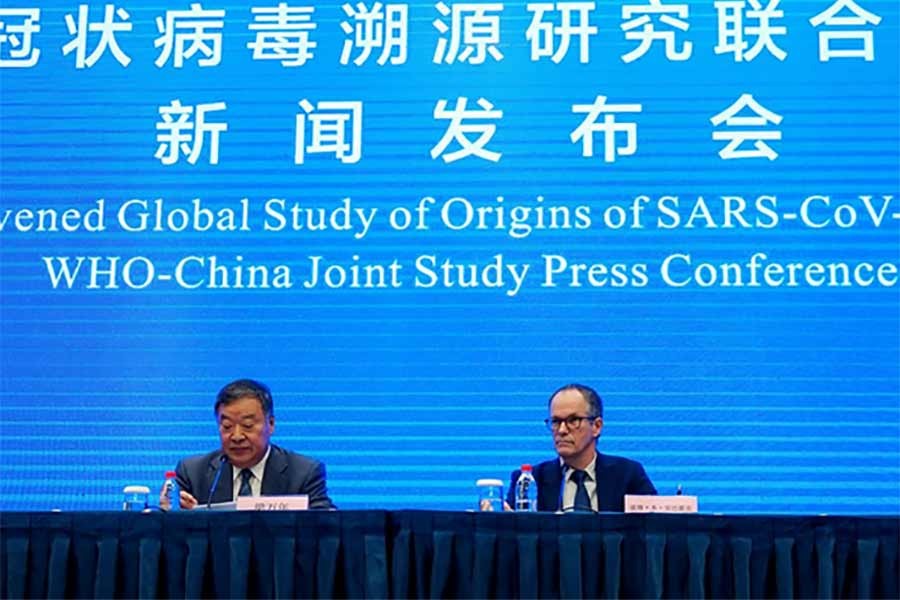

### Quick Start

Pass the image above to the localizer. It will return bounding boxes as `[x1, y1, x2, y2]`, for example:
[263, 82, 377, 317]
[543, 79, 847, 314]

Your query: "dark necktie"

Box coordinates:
[571, 469, 592, 512]
[238, 468, 253, 497]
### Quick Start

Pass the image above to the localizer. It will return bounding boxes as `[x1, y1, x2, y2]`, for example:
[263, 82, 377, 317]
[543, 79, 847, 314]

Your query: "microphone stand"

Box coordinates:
[207, 455, 228, 509]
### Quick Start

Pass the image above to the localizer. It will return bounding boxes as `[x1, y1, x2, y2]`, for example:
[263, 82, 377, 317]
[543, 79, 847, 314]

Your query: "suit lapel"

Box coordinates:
[538, 461, 563, 511]
[260, 445, 287, 496]
[594, 453, 615, 512]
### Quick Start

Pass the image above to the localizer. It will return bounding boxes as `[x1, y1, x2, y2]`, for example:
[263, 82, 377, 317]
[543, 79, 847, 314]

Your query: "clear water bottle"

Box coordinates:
[122, 485, 150, 511]
[163, 470, 180, 511]
[515, 464, 537, 512]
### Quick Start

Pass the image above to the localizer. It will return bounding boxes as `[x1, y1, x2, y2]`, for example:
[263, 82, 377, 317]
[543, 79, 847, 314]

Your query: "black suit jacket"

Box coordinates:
[507, 453, 657, 512]
[175, 444, 335, 509]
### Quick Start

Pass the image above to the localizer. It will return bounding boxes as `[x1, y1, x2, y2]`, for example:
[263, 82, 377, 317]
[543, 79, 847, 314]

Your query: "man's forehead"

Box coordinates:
[550, 389, 588, 411]
[219, 410, 259, 419]
[218, 396, 264, 417]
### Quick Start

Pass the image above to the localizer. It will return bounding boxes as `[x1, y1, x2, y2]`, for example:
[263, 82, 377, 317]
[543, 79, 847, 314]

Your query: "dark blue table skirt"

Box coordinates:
[1, 511, 897, 598]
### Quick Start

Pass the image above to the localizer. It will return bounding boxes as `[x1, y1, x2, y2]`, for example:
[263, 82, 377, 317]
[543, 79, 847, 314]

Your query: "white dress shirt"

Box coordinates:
[231, 446, 271, 500]
[561, 454, 598, 512]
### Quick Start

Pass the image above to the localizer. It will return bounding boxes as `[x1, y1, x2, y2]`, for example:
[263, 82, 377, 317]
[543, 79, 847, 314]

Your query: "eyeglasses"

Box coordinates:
[544, 415, 599, 431]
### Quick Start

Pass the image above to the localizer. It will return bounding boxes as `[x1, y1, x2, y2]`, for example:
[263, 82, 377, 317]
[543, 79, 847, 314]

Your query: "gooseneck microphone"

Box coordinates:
[207, 455, 228, 509]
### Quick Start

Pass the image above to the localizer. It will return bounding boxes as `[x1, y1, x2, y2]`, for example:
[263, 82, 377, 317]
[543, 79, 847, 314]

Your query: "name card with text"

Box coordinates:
[625, 495, 698, 514]
[235, 495, 309, 511]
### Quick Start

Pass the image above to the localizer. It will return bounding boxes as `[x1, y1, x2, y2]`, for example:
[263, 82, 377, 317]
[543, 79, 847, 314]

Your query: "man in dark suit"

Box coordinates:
[161, 378, 334, 510]
[507, 383, 655, 512]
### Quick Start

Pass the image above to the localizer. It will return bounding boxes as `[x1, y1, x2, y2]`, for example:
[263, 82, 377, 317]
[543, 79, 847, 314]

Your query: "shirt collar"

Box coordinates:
[560, 453, 598, 481]
[232, 445, 271, 484]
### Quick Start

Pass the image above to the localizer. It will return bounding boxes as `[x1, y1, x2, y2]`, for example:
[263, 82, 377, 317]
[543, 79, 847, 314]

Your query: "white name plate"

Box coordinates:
[625, 494, 698, 514]
[235, 495, 309, 511]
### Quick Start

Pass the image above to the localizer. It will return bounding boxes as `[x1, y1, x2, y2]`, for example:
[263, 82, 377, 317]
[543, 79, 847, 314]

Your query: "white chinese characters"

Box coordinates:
[63, 4, 132, 68]
[155, 3, 225, 68]
[431, 97, 503, 163]
[0, 8, 41, 68]
[295, 100, 363, 164]
[714, 0, 787, 62]
[620, 0, 692, 63]
[0, 3, 888, 68]
[571, 95, 642, 162]
[809, 0, 881, 62]
[526, 2, 597, 64]
[340, 2, 408, 66]
[433, 2, 504, 65]
[247, 3, 317, 66]
[155, 100, 229, 165]
[711, 93, 783, 160]
[147, 95, 793, 165]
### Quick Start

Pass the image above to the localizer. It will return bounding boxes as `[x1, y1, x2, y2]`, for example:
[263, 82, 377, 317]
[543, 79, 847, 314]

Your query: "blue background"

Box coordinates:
[1, 1, 898, 513]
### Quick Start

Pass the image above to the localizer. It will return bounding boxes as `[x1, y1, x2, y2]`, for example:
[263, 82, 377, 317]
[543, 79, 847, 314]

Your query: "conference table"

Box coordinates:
[1, 510, 897, 598]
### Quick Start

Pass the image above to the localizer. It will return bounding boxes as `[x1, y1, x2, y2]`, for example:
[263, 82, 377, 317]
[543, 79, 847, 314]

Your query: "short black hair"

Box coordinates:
[214, 378, 274, 418]
[548, 383, 603, 419]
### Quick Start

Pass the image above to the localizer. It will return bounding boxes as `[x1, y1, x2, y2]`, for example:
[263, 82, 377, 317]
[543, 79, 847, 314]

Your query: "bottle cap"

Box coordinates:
[521, 464, 532, 472]
[165, 470, 177, 478]
[476, 478, 504, 487]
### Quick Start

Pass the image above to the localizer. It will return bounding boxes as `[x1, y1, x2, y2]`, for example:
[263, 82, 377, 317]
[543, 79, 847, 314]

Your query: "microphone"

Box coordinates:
[207, 455, 228, 509]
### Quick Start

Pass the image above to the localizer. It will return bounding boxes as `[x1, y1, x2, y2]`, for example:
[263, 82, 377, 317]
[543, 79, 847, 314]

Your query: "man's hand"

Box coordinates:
[179, 490, 198, 509]
[478, 499, 514, 512]
[159, 486, 198, 511]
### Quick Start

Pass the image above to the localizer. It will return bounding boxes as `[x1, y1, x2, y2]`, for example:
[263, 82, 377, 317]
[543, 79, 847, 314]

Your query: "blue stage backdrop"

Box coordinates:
[1, 1, 898, 513]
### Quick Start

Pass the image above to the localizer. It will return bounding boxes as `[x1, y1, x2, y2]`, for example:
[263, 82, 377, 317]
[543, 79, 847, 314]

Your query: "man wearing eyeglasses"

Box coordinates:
[507, 383, 656, 512]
